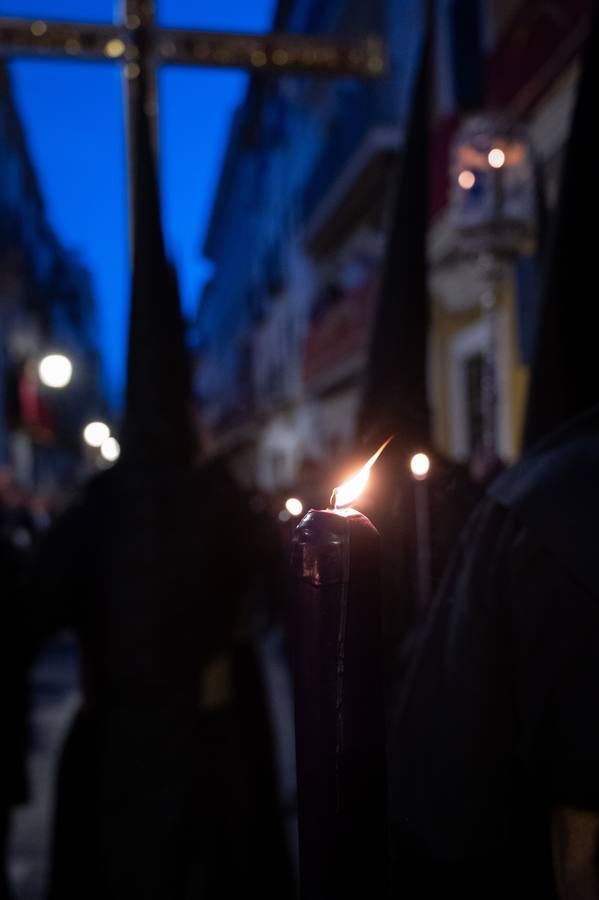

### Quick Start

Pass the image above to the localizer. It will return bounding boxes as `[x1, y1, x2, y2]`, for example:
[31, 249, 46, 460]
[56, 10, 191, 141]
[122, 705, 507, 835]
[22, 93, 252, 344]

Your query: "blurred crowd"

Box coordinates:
[0, 467, 57, 552]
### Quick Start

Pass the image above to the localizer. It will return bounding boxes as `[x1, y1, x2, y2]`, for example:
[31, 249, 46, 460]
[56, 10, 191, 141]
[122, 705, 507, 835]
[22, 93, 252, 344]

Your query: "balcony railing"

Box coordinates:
[302, 81, 397, 226]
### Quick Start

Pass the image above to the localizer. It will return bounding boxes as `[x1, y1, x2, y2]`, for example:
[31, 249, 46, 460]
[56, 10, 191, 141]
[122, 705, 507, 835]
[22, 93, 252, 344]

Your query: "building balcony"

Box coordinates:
[301, 83, 400, 256]
[302, 273, 378, 396]
[303, 125, 399, 256]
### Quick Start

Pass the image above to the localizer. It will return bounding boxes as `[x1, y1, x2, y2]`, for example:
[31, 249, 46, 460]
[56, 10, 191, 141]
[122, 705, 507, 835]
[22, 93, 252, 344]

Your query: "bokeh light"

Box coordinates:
[38, 354, 73, 389]
[410, 452, 430, 480]
[100, 437, 120, 462]
[83, 421, 111, 448]
[285, 497, 303, 517]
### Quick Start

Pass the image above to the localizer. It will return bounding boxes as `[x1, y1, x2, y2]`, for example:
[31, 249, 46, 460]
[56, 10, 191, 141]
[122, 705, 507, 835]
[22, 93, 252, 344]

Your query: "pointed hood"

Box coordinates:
[121, 72, 196, 466]
[523, 4, 598, 449]
[353, 11, 438, 653]
[357, 16, 432, 453]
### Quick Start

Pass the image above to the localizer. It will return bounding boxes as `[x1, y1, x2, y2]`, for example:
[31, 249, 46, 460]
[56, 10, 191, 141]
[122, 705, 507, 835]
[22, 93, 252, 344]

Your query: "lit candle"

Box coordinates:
[290, 439, 391, 899]
[409, 451, 432, 617]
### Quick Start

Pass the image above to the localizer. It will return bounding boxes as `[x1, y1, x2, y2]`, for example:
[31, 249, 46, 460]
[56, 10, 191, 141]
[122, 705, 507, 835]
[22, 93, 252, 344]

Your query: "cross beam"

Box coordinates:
[0, 6, 385, 77]
[0, 0, 385, 236]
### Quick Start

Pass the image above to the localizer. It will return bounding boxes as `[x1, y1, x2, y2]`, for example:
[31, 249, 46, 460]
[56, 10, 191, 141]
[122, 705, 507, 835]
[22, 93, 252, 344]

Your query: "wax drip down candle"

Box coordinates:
[290, 438, 392, 900]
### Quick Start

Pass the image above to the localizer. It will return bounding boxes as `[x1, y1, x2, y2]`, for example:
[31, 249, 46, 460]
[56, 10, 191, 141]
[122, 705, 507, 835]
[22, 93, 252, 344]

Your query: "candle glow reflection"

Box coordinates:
[330, 436, 393, 509]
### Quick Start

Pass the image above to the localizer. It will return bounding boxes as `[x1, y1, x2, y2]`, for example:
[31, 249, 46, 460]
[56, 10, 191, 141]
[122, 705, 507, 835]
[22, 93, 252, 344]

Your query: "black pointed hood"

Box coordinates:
[523, 4, 598, 450]
[121, 73, 196, 466]
[352, 12, 437, 650]
[356, 17, 432, 453]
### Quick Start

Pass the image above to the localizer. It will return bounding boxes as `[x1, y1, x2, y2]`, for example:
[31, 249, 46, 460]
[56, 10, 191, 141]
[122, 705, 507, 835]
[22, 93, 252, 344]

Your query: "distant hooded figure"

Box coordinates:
[26, 67, 294, 900]
[388, 6, 599, 897]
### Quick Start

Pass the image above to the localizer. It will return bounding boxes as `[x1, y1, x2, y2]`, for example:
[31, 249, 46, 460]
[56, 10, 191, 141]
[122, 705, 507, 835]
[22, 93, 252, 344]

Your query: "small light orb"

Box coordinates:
[30, 20, 47, 36]
[367, 54, 384, 74]
[83, 421, 110, 448]
[458, 169, 476, 190]
[38, 354, 72, 389]
[161, 39, 176, 58]
[278, 509, 291, 523]
[488, 147, 506, 169]
[285, 497, 303, 517]
[410, 452, 430, 480]
[105, 38, 126, 58]
[100, 437, 120, 462]
[251, 49, 267, 67]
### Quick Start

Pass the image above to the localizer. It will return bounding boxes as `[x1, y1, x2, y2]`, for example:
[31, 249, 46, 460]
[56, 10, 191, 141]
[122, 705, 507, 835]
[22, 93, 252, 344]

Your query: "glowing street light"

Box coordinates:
[100, 437, 120, 462]
[38, 353, 73, 389]
[83, 421, 111, 448]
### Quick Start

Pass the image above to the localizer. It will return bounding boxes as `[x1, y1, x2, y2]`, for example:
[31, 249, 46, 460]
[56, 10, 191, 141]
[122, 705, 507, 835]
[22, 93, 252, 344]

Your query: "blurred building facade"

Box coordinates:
[0, 61, 103, 490]
[194, 0, 590, 500]
[428, 0, 588, 468]
[195, 0, 419, 501]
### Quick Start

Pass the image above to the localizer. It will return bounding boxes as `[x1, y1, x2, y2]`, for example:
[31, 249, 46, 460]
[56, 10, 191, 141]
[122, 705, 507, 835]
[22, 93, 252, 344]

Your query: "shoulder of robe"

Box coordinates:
[487, 406, 599, 599]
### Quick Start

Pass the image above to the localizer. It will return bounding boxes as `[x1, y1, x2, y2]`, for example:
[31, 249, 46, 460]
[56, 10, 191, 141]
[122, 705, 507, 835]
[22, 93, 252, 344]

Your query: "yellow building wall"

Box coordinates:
[429, 269, 530, 463]
[429, 299, 481, 458]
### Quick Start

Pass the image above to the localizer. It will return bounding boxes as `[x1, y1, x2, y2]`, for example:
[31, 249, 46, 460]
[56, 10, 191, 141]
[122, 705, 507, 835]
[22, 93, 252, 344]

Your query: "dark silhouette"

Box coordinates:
[0, 501, 28, 900]
[24, 64, 294, 900]
[388, 406, 599, 899]
[28, 455, 294, 900]
[522, 0, 599, 449]
[388, 7, 599, 896]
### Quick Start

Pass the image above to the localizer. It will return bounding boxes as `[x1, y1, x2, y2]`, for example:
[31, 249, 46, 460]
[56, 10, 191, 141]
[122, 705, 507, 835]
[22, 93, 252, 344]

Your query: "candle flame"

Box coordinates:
[330, 436, 393, 509]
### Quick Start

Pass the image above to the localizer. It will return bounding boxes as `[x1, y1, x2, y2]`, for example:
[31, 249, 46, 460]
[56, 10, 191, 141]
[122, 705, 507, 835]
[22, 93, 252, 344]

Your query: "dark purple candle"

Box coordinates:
[290, 472, 388, 899]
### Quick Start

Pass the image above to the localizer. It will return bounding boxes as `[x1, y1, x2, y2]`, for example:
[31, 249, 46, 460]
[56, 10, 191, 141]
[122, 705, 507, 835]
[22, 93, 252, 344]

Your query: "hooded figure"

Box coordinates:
[388, 5, 599, 897]
[26, 70, 294, 900]
[356, 4, 482, 686]
[0, 499, 28, 900]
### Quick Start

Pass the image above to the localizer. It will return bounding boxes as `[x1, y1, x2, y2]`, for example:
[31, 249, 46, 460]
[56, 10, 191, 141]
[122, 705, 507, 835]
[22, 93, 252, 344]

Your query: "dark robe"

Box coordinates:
[27, 458, 294, 900]
[0, 528, 28, 900]
[387, 406, 599, 898]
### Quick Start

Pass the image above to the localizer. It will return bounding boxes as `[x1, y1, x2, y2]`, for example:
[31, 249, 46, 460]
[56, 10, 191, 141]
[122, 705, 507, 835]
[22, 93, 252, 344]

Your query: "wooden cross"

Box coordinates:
[0, 0, 385, 222]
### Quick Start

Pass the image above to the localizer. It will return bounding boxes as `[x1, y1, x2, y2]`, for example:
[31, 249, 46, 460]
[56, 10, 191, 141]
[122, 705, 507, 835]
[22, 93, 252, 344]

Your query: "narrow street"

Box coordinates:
[7, 628, 298, 899]
[9, 633, 80, 900]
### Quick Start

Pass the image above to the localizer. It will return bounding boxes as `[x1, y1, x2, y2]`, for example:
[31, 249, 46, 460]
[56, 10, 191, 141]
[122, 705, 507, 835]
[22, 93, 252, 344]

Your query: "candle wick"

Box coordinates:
[329, 488, 337, 509]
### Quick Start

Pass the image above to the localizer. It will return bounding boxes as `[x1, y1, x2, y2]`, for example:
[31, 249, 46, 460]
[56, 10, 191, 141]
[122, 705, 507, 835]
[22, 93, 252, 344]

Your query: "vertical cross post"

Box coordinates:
[123, 0, 159, 244]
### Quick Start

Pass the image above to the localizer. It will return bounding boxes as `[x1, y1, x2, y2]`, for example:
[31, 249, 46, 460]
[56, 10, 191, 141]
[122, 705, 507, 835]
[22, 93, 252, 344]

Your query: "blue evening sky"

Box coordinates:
[1, 0, 277, 407]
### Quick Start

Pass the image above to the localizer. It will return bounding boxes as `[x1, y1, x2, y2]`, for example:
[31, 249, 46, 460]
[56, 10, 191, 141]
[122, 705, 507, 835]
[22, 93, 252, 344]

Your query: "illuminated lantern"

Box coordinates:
[450, 114, 535, 255]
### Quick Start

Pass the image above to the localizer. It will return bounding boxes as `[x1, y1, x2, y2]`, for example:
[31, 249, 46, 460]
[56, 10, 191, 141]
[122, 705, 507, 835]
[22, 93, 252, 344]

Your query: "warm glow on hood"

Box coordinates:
[330, 436, 393, 509]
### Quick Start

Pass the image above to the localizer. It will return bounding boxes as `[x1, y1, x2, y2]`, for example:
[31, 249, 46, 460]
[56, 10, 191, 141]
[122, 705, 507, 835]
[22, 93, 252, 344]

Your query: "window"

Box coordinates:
[465, 352, 485, 452]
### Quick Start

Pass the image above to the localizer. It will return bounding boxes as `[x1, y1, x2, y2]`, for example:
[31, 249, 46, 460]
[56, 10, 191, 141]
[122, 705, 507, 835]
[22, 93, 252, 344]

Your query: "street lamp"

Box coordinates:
[38, 353, 73, 389]
[100, 436, 120, 462]
[83, 421, 111, 448]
